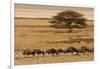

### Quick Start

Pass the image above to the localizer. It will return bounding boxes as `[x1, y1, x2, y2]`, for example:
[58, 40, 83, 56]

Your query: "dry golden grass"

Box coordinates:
[15, 18, 94, 65]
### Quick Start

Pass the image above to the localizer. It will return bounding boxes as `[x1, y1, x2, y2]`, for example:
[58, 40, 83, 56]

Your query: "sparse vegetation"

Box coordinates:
[15, 18, 94, 65]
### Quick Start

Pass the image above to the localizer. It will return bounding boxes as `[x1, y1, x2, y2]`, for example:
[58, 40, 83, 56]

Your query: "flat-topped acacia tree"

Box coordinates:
[49, 10, 87, 32]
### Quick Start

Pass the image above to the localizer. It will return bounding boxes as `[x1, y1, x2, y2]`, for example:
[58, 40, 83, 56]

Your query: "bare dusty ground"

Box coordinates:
[15, 18, 94, 65]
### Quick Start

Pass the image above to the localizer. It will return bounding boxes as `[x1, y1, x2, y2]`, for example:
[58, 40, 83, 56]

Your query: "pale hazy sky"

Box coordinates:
[15, 4, 94, 20]
[15, 0, 95, 8]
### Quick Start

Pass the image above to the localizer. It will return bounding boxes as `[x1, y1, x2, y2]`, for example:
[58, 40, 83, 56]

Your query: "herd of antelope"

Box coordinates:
[23, 46, 94, 57]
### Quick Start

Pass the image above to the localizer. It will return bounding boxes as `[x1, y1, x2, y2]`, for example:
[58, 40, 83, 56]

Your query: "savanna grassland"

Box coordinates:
[15, 18, 94, 65]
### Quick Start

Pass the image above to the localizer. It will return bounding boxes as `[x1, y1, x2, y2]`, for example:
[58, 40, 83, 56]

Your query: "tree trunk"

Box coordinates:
[67, 26, 72, 33]
[68, 28, 72, 33]
[65, 22, 73, 33]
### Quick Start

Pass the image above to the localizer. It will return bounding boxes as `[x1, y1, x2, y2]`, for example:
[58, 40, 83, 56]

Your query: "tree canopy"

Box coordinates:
[49, 10, 87, 32]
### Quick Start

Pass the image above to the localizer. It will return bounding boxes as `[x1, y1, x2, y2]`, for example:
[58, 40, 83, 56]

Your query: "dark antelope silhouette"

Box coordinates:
[35, 49, 45, 56]
[57, 49, 64, 53]
[87, 48, 94, 53]
[23, 49, 35, 56]
[79, 46, 89, 53]
[65, 47, 79, 55]
[46, 48, 59, 56]
[23, 49, 45, 56]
